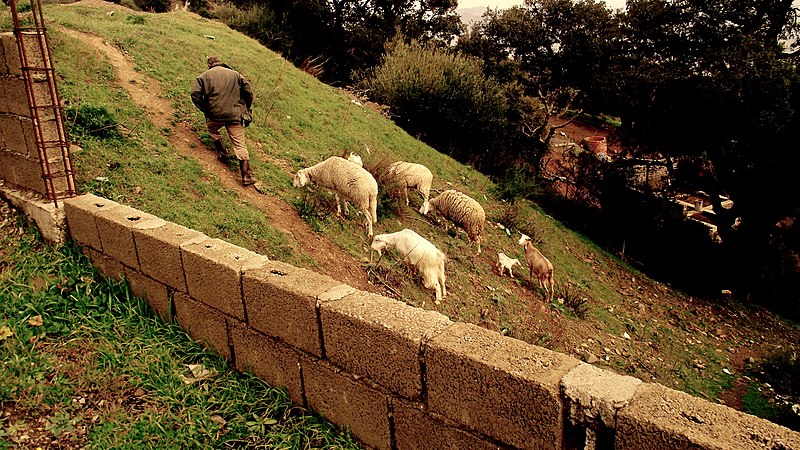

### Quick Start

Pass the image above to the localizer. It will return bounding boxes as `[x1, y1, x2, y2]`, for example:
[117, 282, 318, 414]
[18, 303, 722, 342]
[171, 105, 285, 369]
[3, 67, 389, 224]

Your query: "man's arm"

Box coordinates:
[240, 75, 254, 110]
[190, 77, 207, 113]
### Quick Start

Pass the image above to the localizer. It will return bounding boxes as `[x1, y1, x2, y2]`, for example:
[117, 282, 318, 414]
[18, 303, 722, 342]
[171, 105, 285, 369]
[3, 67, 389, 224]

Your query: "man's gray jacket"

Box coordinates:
[191, 62, 253, 123]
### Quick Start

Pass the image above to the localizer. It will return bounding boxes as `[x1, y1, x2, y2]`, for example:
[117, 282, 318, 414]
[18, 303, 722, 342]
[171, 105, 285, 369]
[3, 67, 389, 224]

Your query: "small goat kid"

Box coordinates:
[518, 234, 555, 301]
[497, 252, 521, 278]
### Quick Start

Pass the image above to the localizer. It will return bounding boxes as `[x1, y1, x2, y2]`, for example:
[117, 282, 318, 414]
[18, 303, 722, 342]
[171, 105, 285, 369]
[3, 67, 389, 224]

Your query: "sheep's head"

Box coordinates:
[370, 235, 389, 255]
[518, 233, 531, 246]
[292, 170, 309, 188]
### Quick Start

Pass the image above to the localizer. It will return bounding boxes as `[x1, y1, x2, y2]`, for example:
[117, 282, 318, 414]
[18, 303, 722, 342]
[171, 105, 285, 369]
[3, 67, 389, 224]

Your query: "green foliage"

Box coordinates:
[493, 166, 542, 202]
[213, 3, 282, 49]
[125, 14, 145, 25]
[362, 39, 521, 172]
[132, 0, 168, 13]
[64, 104, 121, 140]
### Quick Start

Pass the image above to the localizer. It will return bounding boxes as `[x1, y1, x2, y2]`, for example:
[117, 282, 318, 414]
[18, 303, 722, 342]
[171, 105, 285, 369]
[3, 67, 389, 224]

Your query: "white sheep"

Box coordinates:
[388, 161, 433, 214]
[519, 233, 554, 301]
[428, 189, 485, 255]
[497, 252, 521, 278]
[371, 228, 447, 304]
[293, 156, 378, 236]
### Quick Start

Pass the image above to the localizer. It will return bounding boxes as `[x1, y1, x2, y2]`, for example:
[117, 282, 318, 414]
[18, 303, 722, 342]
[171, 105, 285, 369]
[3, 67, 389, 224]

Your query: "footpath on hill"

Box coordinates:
[58, 26, 376, 292]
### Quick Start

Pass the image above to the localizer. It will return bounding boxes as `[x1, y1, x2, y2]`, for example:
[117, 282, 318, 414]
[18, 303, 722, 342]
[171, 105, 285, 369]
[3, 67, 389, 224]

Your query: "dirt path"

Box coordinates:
[59, 28, 373, 290]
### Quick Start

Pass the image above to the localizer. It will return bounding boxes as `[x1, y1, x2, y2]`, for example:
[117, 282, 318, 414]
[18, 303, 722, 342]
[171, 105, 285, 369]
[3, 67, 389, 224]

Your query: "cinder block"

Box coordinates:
[561, 363, 642, 449]
[393, 400, 501, 450]
[124, 267, 171, 323]
[81, 247, 125, 282]
[63, 194, 119, 250]
[230, 323, 303, 405]
[95, 204, 166, 270]
[0, 114, 26, 154]
[0, 76, 29, 117]
[173, 292, 231, 360]
[0, 151, 12, 183]
[321, 291, 452, 399]
[20, 33, 48, 70]
[38, 117, 62, 144]
[182, 238, 268, 321]
[616, 383, 800, 450]
[19, 117, 36, 157]
[303, 357, 391, 450]
[134, 221, 205, 293]
[426, 323, 580, 450]
[0, 150, 43, 195]
[561, 363, 641, 428]
[1, 33, 21, 76]
[243, 261, 342, 356]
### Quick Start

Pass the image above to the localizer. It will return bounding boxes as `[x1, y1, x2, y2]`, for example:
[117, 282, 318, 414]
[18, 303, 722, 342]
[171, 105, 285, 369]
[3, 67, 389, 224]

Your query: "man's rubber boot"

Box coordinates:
[212, 139, 229, 162]
[240, 159, 256, 186]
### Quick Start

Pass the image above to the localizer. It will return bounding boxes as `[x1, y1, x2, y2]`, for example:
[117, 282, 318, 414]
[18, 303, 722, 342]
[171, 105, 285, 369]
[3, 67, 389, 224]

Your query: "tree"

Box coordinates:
[610, 0, 800, 306]
[457, 0, 618, 177]
[226, 0, 463, 83]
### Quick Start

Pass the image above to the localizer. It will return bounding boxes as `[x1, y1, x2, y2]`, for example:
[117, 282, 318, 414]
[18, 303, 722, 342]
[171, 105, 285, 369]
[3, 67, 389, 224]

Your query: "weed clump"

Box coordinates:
[554, 282, 590, 319]
[65, 104, 121, 140]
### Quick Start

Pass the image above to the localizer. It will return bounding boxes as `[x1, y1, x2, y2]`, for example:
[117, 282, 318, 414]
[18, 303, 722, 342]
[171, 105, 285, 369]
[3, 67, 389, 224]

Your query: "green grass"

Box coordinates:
[0, 208, 361, 448]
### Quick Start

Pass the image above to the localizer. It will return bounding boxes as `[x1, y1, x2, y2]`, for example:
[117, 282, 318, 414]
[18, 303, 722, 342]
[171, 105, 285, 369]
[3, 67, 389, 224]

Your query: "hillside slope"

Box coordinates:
[11, 0, 799, 422]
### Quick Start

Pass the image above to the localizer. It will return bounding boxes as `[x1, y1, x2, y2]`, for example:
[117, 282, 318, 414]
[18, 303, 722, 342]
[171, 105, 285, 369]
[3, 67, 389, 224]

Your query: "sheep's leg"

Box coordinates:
[334, 193, 343, 217]
[365, 215, 373, 237]
[434, 282, 442, 305]
[404, 187, 410, 206]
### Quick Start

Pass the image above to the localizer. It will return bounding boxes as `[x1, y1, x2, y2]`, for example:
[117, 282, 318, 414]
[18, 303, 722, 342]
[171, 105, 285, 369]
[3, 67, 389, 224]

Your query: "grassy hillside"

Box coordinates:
[2, 0, 799, 429]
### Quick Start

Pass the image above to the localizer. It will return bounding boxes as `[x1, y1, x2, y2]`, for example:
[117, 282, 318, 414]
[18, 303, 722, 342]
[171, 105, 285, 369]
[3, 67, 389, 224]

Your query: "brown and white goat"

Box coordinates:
[518, 234, 555, 301]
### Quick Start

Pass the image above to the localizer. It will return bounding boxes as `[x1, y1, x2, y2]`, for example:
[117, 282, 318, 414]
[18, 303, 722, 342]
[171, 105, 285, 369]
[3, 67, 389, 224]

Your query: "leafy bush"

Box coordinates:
[132, 0, 168, 13]
[213, 4, 284, 50]
[64, 104, 121, 140]
[360, 39, 523, 173]
[493, 165, 542, 202]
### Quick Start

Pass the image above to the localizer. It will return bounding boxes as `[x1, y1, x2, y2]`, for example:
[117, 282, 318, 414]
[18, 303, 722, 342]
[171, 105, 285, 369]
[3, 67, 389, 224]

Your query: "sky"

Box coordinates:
[457, 0, 628, 10]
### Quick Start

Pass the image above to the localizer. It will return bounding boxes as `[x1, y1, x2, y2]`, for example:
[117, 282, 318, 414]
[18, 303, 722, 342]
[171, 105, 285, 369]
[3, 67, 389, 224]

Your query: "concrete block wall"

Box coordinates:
[0, 32, 65, 197]
[63, 193, 800, 450]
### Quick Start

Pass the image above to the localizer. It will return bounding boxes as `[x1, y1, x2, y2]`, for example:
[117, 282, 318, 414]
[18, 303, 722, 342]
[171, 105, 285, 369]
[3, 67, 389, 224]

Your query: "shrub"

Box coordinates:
[125, 14, 145, 25]
[360, 39, 522, 173]
[213, 4, 284, 50]
[133, 0, 168, 13]
[493, 165, 542, 202]
[64, 104, 121, 140]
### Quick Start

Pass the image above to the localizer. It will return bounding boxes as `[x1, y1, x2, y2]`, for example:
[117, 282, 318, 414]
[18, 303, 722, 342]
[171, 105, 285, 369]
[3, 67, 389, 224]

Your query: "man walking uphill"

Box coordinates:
[191, 56, 257, 186]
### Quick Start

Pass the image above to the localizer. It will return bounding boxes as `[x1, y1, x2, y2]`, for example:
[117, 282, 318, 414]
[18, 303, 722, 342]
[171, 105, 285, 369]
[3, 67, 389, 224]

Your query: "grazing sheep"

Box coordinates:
[371, 228, 447, 304]
[293, 156, 378, 236]
[388, 161, 433, 214]
[428, 189, 485, 255]
[518, 233, 554, 301]
[497, 252, 521, 278]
